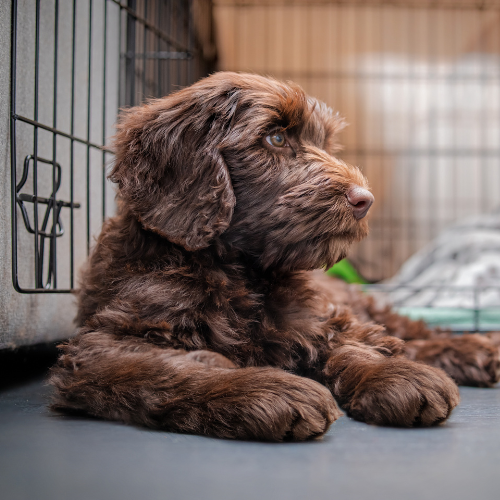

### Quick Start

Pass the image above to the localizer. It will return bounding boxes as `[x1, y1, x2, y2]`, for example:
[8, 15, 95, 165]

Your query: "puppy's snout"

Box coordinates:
[346, 185, 374, 220]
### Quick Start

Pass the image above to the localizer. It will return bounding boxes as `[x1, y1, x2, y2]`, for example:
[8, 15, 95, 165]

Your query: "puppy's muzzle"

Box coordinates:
[346, 185, 374, 220]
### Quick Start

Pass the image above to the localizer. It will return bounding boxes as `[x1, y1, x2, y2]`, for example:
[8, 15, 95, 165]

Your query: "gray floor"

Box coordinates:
[1, 378, 500, 500]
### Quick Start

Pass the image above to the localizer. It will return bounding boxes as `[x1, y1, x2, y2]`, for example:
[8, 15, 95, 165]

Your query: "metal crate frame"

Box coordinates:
[10, 0, 208, 293]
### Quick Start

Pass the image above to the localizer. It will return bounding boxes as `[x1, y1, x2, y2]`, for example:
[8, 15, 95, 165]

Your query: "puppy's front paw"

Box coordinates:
[236, 371, 342, 442]
[344, 360, 460, 427]
[406, 334, 500, 387]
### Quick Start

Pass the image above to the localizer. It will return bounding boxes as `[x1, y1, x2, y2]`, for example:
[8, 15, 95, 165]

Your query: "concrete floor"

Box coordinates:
[1, 376, 500, 500]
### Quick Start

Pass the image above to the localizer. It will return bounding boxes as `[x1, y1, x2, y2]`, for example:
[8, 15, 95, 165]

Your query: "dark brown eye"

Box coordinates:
[266, 132, 287, 148]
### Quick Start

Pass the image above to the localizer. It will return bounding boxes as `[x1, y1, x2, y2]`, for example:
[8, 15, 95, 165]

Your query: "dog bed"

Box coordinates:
[382, 209, 500, 330]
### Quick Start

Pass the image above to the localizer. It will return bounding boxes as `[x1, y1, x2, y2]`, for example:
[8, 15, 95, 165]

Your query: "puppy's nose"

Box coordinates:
[346, 185, 374, 220]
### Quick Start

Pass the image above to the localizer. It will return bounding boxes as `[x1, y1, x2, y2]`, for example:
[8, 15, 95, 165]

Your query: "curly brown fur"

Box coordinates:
[50, 72, 463, 441]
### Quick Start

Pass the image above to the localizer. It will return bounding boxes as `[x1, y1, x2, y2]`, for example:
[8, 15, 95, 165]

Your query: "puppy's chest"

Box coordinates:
[204, 268, 308, 326]
[201, 269, 328, 366]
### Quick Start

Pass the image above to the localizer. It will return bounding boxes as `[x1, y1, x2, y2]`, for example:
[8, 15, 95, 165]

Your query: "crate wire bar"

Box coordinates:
[11, 0, 205, 293]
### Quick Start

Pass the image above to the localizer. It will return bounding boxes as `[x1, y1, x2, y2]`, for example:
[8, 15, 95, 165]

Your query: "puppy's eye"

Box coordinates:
[266, 132, 288, 148]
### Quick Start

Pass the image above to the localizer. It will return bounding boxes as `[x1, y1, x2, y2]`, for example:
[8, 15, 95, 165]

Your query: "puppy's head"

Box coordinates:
[111, 72, 372, 270]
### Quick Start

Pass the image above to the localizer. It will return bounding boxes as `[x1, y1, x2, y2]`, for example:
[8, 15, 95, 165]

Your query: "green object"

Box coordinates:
[325, 259, 368, 284]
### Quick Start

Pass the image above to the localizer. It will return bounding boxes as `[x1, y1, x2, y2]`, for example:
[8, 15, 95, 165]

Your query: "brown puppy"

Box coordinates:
[51, 72, 489, 441]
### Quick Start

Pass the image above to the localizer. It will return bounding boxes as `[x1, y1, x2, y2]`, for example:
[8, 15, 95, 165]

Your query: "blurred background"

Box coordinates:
[214, 0, 500, 282]
[2, 0, 500, 349]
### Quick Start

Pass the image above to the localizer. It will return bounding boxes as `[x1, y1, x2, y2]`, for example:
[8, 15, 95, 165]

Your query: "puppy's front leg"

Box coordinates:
[323, 339, 460, 427]
[50, 331, 340, 441]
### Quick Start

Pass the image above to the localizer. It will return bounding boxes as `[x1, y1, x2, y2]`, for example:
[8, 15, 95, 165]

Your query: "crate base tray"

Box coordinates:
[396, 307, 500, 332]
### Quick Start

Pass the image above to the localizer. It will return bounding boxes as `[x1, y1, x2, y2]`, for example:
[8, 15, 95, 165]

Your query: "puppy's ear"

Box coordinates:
[110, 84, 238, 250]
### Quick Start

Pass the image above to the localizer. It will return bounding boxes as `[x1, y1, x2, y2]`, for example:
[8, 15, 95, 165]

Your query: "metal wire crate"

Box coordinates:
[10, 0, 211, 293]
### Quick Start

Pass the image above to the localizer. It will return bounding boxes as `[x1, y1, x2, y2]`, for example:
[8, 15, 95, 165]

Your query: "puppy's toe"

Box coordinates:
[285, 386, 341, 441]
[268, 374, 342, 441]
